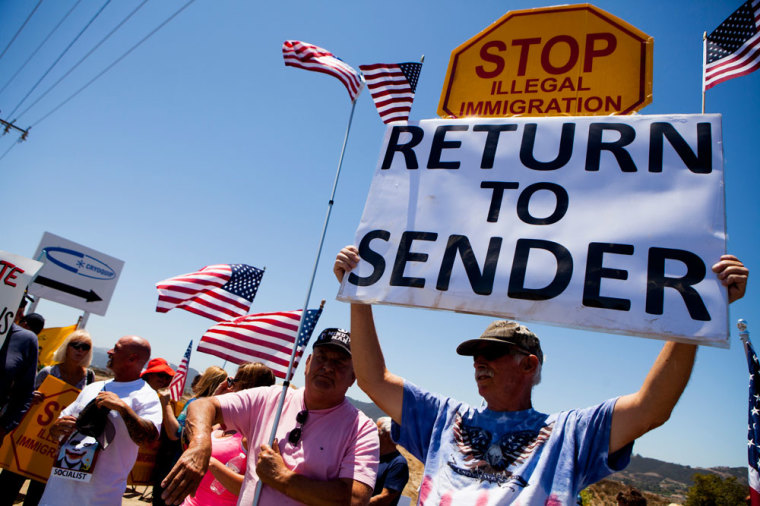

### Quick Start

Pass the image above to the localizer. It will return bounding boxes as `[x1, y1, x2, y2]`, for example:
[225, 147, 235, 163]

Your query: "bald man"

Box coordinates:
[40, 336, 162, 506]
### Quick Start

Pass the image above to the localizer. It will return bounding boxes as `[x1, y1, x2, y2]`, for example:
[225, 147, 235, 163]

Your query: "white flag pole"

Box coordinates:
[740, 319, 750, 346]
[702, 31, 707, 114]
[251, 97, 360, 506]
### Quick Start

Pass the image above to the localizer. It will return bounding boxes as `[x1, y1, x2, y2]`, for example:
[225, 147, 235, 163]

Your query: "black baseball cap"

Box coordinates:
[313, 328, 351, 356]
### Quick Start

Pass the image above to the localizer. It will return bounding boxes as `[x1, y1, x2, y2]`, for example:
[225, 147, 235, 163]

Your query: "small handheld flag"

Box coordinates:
[282, 40, 364, 101]
[169, 340, 192, 402]
[155, 264, 264, 322]
[703, 0, 760, 90]
[741, 319, 760, 505]
[197, 307, 323, 379]
[359, 61, 422, 124]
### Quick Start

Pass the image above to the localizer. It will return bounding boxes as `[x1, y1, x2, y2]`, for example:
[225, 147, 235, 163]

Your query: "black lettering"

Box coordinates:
[381, 126, 424, 170]
[390, 231, 438, 288]
[473, 124, 518, 168]
[516, 182, 569, 225]
[348, 230, 391, 287]
[583, 243, 634, 310]
[0, 307, 13, 334]
[480, 181, 519, 222]
[428, 125, 469, 169]
[585, 123, 637, 172]
[508, 239, 573, 300]
[519, 123, 574, 170]
[436, 235, 503, 295]
[646, 247, 710, 321]
[649, 122, 712, 173]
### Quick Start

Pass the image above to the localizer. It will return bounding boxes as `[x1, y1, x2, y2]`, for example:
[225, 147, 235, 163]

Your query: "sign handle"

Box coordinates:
[77, 311, 90, 330]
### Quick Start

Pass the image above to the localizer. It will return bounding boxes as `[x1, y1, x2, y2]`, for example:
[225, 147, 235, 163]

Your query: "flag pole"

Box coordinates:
[251, 99, 359, 506]
[701, 31, 707, 114]
[740, 319, 750, 345]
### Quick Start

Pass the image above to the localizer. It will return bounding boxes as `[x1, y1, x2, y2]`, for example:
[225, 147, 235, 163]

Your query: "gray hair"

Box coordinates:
[512, 351, 542, 387]
[377, 416, 392, 434]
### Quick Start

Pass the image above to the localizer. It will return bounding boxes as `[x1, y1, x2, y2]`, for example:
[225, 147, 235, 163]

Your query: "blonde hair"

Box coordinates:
[194, 366, 227, 398]
[235, 362, 275, 390]
[52, 329, 93, 367]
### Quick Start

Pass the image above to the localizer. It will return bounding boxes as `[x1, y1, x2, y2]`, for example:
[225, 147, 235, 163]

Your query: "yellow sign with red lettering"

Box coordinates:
[0, 376, 80, 482]
[437, 4, 653, 118]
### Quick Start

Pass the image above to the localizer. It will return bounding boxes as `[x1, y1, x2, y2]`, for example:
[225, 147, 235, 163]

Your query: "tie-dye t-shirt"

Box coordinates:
[392, 381, 632, 506]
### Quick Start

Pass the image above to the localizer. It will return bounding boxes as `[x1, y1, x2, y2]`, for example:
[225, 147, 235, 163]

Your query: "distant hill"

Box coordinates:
[604, 453, 747, 503]
[347, 397, 386, 421]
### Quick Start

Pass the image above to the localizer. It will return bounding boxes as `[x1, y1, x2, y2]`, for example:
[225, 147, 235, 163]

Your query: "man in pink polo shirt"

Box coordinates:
[161, 328, 379, 505]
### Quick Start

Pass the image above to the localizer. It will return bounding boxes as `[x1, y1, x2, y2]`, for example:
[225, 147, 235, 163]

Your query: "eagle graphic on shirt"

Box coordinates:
[450, 412, 554, 479]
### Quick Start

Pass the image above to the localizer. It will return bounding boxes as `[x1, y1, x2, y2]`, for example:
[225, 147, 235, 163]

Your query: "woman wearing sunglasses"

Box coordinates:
[0, 329, 95, 506]
[37, 330, 96, 391]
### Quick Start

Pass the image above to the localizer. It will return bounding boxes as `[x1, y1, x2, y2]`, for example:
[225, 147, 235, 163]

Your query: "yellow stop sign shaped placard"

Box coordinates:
[438, 4, 653, 118]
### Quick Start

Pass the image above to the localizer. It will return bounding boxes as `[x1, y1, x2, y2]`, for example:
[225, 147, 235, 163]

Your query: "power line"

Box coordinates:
[0, 137, 23, 162]
[6, 0, 113, 120]
[17, 0, 151, 121]
[0, 0, 84, 98]
[31, 0, 198, 128]
[0, 0, 45, 62]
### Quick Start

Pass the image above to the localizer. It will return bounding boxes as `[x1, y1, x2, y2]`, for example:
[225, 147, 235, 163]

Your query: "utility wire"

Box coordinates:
[30, 0, 198, 127]
[7, 0, 113, 120]
[0, 0, 45, 62]
[0, 138, 21, 162]
[0, 0, 84, 98]
[17, 0, 151, 120]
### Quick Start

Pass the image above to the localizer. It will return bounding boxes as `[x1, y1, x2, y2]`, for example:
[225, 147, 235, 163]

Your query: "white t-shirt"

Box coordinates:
[39, 378, 162, 506]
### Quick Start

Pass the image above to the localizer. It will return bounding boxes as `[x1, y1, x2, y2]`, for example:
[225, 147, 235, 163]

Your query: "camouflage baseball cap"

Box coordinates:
[456, 320, 543, 364]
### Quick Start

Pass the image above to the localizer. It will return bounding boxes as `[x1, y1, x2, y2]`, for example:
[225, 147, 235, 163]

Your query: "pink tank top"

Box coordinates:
[182, 430, 245, 506]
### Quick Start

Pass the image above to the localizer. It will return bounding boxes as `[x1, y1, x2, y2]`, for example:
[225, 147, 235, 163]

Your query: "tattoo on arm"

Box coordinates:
[120, 407, 158, 444]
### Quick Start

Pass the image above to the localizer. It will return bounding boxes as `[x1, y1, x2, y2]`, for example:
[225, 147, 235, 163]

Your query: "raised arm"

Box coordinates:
[335, 246, 405, 424]
[158, 390, 181, 441]
[161, 396, 224, 504]
[609, 254, 748, 453]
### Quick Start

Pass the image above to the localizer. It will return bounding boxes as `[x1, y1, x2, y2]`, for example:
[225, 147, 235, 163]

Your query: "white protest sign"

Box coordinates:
[0, 252, 43, 347]
[338, 114, 727, 346]
[27, 232, 124, 316]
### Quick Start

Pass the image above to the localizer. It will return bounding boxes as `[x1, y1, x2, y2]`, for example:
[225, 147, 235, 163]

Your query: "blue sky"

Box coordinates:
[2, 0, 758, 468]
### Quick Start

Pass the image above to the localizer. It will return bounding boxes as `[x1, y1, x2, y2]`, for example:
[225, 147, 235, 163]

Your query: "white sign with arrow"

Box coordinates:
[27, 232, 124, 316]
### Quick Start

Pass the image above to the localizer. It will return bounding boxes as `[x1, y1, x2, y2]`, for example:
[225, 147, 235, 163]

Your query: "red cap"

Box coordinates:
[141, 358, 175, 378]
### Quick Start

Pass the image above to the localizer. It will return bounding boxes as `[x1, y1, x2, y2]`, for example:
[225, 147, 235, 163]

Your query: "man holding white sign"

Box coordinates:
[0, 251, 43, 442]
[334, 247, 747, 505]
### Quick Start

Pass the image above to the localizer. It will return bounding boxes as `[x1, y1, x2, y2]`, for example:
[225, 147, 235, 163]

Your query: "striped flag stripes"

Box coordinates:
[197, 308, 322, 379]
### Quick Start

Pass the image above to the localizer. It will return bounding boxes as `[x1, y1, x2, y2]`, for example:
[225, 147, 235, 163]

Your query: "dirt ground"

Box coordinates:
[13, 480, 150, 505]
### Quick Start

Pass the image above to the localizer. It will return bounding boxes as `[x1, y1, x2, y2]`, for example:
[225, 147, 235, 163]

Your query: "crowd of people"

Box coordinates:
[0, 248, 749, 506]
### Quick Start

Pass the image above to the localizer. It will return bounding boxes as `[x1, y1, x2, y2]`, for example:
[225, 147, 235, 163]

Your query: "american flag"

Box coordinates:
[704, 0, 760, 90]
[197, 308, 322, 380]
[169, 340, 192, 402]
[282, 40, 364, 102]
[744, 324, 760, 505]
[155, 264, 264, 322]
[359, 62, 422, 124]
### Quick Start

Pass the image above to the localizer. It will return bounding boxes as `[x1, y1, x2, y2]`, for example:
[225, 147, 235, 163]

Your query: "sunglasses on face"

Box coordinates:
[69, 342, 91, 351]
[226, 377, 237, 388]
[288, 410, 309, 445]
